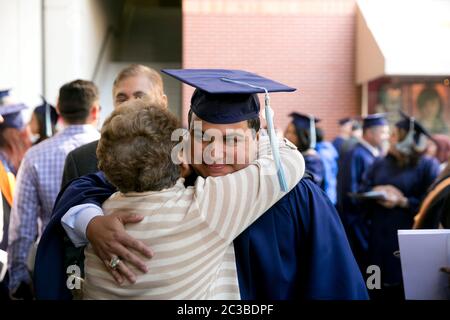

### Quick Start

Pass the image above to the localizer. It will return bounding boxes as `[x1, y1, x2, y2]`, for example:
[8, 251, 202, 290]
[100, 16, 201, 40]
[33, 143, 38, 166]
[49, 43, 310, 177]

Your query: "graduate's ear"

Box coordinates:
[177, 151, 186, 165]
[177, 149, 192, 178]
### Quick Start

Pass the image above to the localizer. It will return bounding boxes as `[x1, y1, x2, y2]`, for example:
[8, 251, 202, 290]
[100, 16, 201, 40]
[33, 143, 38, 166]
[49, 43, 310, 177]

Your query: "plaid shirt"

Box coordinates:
[8, 125, 99, 292]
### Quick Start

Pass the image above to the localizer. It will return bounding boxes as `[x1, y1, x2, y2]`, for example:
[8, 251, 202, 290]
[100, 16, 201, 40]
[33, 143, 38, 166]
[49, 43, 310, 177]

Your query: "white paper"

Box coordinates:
[398, 229, 450, 300]
[0, 249, 7, 282]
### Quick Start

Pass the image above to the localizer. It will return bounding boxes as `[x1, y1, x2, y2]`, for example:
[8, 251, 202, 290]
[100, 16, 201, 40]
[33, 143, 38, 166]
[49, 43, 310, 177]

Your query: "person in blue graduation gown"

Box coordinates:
[336, 114, 390, 272]
[34, 69, 368, 300]
[315, 128, 338, 205]
[360, 113, 440, 300]
[284, 113, 325, 188]
[332, 117, 353, 155]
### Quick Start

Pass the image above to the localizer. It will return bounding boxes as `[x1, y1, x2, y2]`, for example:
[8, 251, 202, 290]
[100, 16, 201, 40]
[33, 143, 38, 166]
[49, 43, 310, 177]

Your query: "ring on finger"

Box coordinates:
[109, 255, 121, 270]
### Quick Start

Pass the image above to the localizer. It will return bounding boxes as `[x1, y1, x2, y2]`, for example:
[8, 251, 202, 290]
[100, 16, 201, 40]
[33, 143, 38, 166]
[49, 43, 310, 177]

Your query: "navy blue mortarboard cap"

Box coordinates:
[161, 69, 296, 124]
[362, 113, 388, 129]
[0, 103, 29, 130]
[289, 112, 320, 149]
[396, 111, 432, 142]
[34, 97, 58, 137]
[0, 89, 11, 101]
[289, 112, 320, 131]
[34, 98, 58, 125]
[161, 69, 296, 95]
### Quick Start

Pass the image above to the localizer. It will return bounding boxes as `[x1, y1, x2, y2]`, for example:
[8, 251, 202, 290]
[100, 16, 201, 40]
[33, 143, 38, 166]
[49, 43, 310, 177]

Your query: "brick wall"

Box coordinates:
[182, 0, 359, 140]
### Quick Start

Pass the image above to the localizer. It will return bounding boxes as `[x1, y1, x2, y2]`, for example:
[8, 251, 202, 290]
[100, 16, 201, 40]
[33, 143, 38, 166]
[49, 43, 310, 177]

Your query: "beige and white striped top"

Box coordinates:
[83, 137, 304, 300]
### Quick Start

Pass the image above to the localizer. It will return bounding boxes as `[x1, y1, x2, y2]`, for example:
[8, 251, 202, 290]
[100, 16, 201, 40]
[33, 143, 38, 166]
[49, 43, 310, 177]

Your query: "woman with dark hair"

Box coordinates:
[29, 99, 59, 145]
[361, 112, 440, 300]
[284, 112, 325, 187]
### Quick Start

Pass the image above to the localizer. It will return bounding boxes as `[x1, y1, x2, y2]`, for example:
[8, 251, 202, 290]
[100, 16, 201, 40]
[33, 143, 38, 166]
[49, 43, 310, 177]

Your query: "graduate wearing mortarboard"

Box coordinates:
[29, 97, 59, 145]
[0, 89, 32, 300]
[0, 90, 31, 227]
[284, 113, 325, 188]
[336, 113, 390, 273]
[360, 112, 441, 300]
[0, 90, 32, 176]
[34, 69, 368, 300]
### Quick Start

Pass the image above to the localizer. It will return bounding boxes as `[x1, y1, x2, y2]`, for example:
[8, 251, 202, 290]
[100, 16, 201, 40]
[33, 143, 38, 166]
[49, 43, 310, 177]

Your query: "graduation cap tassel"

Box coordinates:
[41, 95, 53, 138]
[309, 116, 316, 150]
[45, 102, 52, 138]
[264, 93, 288, 192]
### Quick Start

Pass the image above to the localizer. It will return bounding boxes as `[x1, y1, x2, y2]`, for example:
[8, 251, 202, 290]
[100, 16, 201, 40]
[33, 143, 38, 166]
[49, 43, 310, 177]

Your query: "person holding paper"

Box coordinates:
[336, 114, 390, 273]
[361, 112, 441, 300]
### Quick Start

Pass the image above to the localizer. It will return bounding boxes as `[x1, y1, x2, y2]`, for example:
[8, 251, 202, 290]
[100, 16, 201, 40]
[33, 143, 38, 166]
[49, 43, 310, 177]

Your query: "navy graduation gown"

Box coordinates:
[336, 142, 377, 270]
[234, 176, 368, 299]
[34, 172, 368, 300]
[303, 153, 325, 189]
[34, 173, 114, 300]
[332, 136, 345, 155]
[361, 155, 440, 288]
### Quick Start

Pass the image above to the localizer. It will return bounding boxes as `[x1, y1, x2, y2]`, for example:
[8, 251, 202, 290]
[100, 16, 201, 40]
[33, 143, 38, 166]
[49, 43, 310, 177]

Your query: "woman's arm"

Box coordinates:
[195, 136, 305, 242]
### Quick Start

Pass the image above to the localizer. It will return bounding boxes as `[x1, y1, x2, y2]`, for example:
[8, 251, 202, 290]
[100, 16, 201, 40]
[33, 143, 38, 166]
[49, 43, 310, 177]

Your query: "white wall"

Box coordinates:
[0, 0, 112, 113]
[44, 0, 111, 105]
[0, 0, 182, 124]
[0, 0, 42, 115]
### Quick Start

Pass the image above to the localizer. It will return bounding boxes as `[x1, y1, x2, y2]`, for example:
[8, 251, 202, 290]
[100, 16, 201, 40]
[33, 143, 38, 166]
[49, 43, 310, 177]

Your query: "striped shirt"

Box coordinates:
[83, 137, 304, 300]
[8, 125, 100, 291]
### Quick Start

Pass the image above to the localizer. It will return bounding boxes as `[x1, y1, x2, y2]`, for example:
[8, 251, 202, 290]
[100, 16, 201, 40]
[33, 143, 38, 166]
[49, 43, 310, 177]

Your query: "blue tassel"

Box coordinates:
[264, 94, 288, 192]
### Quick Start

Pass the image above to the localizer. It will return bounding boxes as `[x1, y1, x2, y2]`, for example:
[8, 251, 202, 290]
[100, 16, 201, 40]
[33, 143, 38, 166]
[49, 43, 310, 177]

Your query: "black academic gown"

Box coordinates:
[61, 140, 99, 189]
[34, 172, 369, 300]
[361, 154, 440, 299]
